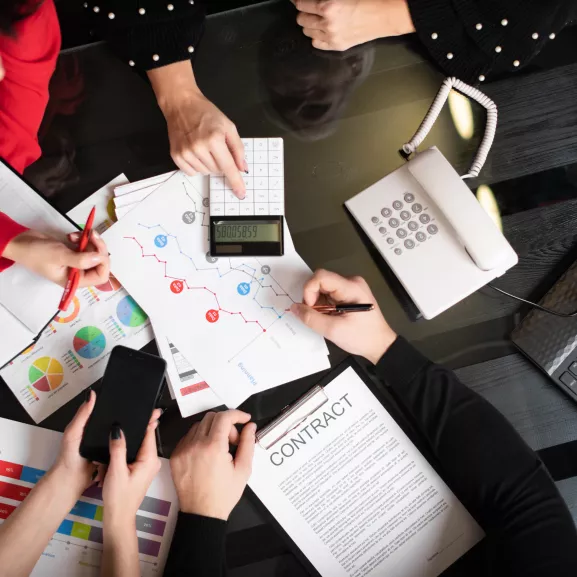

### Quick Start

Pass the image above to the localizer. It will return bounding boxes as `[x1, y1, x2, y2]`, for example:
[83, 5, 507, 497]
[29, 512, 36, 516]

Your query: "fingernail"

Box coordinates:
[243, 160, 249, 172]
[90, 254, 103, 264]
[92, 231, 101, 240]
[110, 423, 122, 440]
[91, 469, 98, 481]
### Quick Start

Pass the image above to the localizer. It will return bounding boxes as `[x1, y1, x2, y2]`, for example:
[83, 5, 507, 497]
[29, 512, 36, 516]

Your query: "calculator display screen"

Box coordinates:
[214, 221, 281, 243]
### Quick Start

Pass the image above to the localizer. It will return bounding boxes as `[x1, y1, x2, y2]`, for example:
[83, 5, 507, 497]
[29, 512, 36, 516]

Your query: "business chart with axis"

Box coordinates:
[104, 172, 328, 407]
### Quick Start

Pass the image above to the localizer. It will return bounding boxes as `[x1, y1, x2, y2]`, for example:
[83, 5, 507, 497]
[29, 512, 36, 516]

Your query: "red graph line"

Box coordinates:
[124, 236, 267, 332]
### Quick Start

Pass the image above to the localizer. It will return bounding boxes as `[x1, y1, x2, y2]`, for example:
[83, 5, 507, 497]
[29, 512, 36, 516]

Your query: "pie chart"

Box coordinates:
[117, 296, 148, 327]
[29, 357, 64, 393]
[55, 296, 80, 324]
[73, 326, 106, 359]
[96, 275, 122, 292]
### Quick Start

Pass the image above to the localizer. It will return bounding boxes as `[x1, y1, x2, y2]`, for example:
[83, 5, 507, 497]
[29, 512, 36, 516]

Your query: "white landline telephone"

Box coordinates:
[345, 78, 518, 320]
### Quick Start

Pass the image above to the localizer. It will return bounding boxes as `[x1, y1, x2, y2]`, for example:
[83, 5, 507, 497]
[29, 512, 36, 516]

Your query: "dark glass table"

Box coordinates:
[3, 1, 577, 574]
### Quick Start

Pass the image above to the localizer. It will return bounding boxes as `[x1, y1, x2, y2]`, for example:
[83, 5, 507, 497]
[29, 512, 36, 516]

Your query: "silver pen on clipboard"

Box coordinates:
[256, 386, 328, 450]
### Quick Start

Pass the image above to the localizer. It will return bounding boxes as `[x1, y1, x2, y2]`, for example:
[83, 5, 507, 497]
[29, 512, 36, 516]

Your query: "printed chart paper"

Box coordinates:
[0, 178, 154, 422]
[0, 417, 178, 576]
[103, 172, 329, 407]
[249, 368, 484, 577]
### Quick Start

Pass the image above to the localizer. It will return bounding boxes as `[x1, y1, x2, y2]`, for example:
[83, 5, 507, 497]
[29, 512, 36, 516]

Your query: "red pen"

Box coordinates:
[59, 206, 96, 312]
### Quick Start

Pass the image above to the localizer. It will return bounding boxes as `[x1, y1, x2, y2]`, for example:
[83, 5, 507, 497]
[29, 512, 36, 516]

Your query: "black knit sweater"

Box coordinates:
[87, 0, 577, 84]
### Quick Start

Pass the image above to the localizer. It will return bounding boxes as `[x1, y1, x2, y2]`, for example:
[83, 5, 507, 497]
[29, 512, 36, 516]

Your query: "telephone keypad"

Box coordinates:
[376, 192, 439, 256]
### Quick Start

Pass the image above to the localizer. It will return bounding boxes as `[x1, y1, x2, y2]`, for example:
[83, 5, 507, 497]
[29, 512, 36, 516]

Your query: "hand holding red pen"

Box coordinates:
[2, 225, 110, 290]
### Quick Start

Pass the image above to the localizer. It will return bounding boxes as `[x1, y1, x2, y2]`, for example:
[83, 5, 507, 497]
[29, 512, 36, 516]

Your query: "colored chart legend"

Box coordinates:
[42, 323, 57, 338]
[64, 349, 84, 373]
[28, 357, 64, 393]
[104, 315, 126, 341]
[21, 385, 40, 405]
[82, 286, 101, 304]
[73, 326, 106, 359]
[96, 275, 122, 292]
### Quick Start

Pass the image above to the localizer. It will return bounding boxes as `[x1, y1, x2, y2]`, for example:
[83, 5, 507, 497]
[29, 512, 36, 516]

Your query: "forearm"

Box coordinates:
[147, 61, 202, 112]
[0, 468, 80, 577]
[374, 337, 577, 573]
[0, 212, 28, 271]
[101, 518, 140, 577]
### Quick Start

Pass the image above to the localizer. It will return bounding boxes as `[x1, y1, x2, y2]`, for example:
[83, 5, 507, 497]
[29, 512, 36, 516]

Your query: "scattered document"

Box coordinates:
[0, 417, 178, 576]
[103, 171, 329, 407]
[0, 162, 77, 367]
[0, 178, 153, 422]
[249, 368, 484, 577]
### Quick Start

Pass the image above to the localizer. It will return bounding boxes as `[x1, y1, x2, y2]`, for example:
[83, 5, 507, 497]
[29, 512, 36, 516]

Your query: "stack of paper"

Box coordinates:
[103, 171, 330, 410]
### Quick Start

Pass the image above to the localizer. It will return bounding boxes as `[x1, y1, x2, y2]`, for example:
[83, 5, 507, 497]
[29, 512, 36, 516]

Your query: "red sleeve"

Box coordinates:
[0, 212, 28, 272]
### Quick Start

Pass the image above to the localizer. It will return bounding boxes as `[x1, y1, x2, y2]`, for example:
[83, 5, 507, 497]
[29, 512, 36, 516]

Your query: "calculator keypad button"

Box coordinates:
[378, 227, 386, 234]
[404, 193, 415, 203]
[569, 362, 577, 376]
[396, 229, 407, 239]
[408, 221, 418, 231]
[560, 372, 577, 389]
[394, 248, 402, 255]
[416, 232, 427, 242]
[404, 239, 415, 249]
[381, 208, 392, 217]
[420, 214, 431, 224]
[400, 211, 411, 221]
[371, 216, 379, 224]
[387, 238, 394, 245]
[240, 204, 255, 215]
[269, 203, 284, 215]
[427, 224, 438, 235]
[225, 203, 239, 216]
[211, 203, 224, 216]
[412, 203, 423, 213]
[392, 200, 403, 210]
[389, 218, 400, 228]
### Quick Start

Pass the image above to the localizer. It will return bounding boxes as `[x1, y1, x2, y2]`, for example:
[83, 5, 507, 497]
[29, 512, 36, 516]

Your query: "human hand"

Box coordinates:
[102, 410, 162, 529]
[290, 269, 397, 364]
[170, 410, 256, 520]
[148, 61, 247, 198]
[293, 0, 415, 51]
[2, 229, 110, 287]
[52, 390, 101, 496]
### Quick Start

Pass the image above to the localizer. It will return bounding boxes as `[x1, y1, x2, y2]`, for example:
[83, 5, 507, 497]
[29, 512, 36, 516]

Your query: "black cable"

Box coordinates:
[488, 284, 577, 318]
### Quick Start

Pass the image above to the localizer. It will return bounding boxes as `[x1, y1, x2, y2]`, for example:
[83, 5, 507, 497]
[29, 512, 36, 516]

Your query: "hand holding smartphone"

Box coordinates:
[80, 346, 166, 464]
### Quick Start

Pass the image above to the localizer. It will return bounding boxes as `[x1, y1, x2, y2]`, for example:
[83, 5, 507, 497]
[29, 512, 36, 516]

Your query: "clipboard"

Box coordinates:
[246, 356, 481, 577]
[0, 158, 81, 369]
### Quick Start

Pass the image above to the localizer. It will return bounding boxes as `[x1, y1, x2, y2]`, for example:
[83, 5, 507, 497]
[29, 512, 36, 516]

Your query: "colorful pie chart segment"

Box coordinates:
[96, 275, 122, 292]
[117, 296, 148, 327]
[73, 326, 106, 359]
[29, 357, 64, 393]
[55, 296, 80, 323]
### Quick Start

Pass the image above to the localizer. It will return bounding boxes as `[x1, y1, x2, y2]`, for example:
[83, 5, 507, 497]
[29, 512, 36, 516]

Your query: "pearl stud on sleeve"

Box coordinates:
[513, 60, 520, 67]
[129, 60, 135, 66]
[476, 23, 483, 30]
[431, 32, 438, 40]
[139, 7, 146, 15]
[152, 54, 160, 61]
[108, 12, 115, 19]
[549, 32, 556, 39]
[167, 3, 174, 10]
[446, 52, 454, 60]
[93, 6, 99, 12]
[532, 32, 539, 40]
[495, 46, 502, 53]
[479, 75, 485, 81]
[187, 46, 194, 53]
[501, 19, 508, 26]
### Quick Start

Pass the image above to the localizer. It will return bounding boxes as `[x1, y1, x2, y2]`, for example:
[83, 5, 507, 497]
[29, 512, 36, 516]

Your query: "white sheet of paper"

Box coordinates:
[0, 163, 76, 346]
[0, 417, 178, 576]
[0, 177, 154, 422]
[114, 171, 176, 197]
[154, 329, 224, 417]
[249, 367, 484, 577]
[103, 171, 329, 407]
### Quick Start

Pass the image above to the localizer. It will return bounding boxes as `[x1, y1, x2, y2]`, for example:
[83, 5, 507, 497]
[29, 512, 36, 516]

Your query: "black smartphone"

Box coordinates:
[80, 345, 166, 464]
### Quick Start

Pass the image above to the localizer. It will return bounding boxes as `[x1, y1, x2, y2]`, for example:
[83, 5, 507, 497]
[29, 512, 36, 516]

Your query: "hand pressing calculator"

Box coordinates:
[209, 137, 284, 257]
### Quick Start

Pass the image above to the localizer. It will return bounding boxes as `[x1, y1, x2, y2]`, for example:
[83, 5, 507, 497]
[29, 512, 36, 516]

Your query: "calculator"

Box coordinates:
[209, 137, 285, 257]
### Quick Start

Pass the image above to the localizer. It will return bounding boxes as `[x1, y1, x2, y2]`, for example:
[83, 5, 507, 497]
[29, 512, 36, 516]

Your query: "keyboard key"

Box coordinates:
[378, 227, 386, 234]
[242, 138, 254, 151]
[392, 200, 403, 210]
[269, 137, 283, 150]
[254, 138, 267, 151]
[270, 203, 284, 215]
[254, 177, 268, 190]
[269, 190, 283, 203]
[268, 151, 282, 163]
[269, 164, 284, 177]
[254, 151, 268, 163]
[211, 203, 224, 216]
[569, 362, 577, 376]
[560, 372, 577, 389]
[255, 191, 269, 203]
[416, 232, 427, 242]
[244, 150, 254, 164]
[255, 203, 269, 215]
[427, 224, 438, 235]
[211, 189, 224, 203]
[269, 178, 284, 190]
[225, 203, 239, 216]
[381, 208, 392, 217]
[394, 248, 402, 255]
[419, 213, 431, 224]
[240, 204, 255, 215]
[243, 189, 254, 202]
[254, 164, 269, 177]
[400, 211, 411, 221]
[412, 203, 423, 213]
[242, 176, 253, 189]
[396, 229, 407, 239]
[389, 218, 399, 228]
[387, 238, 394, 245]
[225, 190, 239, 202]
[408, 221, 418, 231]
[210, 175, 225, 189]
[404, 239, 415, 249]
[404, 193, 415, 203]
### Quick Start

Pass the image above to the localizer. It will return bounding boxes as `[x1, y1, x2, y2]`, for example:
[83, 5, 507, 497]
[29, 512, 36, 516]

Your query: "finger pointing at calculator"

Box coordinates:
[291, 269, 397, 364]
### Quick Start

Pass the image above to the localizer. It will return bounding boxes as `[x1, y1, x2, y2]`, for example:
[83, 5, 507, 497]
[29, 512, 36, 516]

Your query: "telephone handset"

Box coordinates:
[345, 78, 518, 320]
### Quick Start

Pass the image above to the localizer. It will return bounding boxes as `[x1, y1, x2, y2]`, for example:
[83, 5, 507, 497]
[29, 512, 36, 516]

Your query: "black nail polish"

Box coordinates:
[244, 170, 250, 174]
[110, 423, 122, 440]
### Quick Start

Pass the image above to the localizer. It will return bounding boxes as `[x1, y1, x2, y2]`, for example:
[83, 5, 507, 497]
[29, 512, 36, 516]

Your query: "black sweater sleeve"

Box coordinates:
[374, 337, 577, 576]
[83, 0, 205, 71]
[407, 0, 577, 83]
[163, 512, 227, 577]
